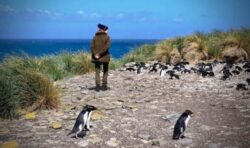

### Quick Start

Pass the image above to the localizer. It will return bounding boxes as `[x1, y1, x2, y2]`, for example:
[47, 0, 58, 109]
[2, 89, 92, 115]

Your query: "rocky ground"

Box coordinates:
[0, 63, 250, 148]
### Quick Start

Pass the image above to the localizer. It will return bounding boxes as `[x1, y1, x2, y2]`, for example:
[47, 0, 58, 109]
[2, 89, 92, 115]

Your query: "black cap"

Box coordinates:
[98, 24, 108, 31]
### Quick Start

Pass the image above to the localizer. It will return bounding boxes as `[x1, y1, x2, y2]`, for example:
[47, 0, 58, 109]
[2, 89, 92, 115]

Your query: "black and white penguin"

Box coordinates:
[236, 83, 248, 91]
[160, 66, 168, 77]
[68, 105, 97, 138]
[173, 110, 193, 140]
[246, 78, 250, 85]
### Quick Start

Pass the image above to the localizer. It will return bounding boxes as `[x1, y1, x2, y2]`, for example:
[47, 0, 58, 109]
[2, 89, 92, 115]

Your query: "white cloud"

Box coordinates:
[77, 10, 86, 15]
[0, 4, 14, 12]
[173, 17, 184, 23]
[116, 13, 124, 19]
[77, 10, 101, 18]
[90, 13, 101, 18]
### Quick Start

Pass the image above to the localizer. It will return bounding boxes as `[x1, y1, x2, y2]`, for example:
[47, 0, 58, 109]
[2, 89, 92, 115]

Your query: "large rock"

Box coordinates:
[182, 42, 208, 63]
[105, 137, 121, 147]
[25, 112, 36, 120]
[52, 122, 62, 129]
[1, 140, 19, 148]
[221, 45, 249, 62]
[170, 48, 182, 65]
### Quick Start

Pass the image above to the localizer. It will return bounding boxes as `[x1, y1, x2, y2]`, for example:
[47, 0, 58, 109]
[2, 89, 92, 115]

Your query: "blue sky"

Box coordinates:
[0, 0, 250, 39]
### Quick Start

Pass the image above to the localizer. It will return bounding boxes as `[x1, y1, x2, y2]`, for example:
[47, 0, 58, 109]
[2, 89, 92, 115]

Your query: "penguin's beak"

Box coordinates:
[191, 113, 194, 117]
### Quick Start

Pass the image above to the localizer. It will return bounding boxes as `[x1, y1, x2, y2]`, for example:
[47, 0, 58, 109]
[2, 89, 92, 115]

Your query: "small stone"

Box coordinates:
[178, 138, 192, 144]
[17, 133, 33, 138]
[127, 104, 137, 109]
[0, 128, 10, 135]
[25, 121, 34, 127]
[52, 122, 62, 129]
[138, 134, 151, 141]
[81, 90, 88, 94]
[61, 85, 67, 89]
[25, 112, 36, 120]
[209, 143, 218, 148]
[105, 137, 120, 147]
[1, 140, 19, 148]
[110, 130, 116, 134]
[200, 125, 214, 131]
[88, 136, 102, 144]
[223, 131, 234, 136]
[91, 111, 103, 120]
[152, 138, 168, 146]
[162, 113, 179, 123]
[76, 96, 82, 100]
[78, 141, 89, 147]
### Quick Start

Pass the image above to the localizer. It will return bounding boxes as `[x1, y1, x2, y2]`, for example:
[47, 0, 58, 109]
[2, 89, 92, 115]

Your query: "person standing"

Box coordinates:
[90, 24, 111, 91]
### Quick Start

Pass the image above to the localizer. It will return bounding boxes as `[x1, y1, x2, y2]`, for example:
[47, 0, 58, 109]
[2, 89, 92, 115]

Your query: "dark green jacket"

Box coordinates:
[90, 32, 111, 63]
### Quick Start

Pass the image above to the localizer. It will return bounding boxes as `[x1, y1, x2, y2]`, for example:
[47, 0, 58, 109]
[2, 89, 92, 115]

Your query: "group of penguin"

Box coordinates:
[68, 105, 193, 141]
[125, 60, 250, 91]
[67, 60, 250, 141]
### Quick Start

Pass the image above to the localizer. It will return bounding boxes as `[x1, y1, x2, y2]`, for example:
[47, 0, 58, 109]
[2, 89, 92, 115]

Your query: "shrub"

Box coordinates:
[155, 40, 173, 63]
[72, 52, 94, 74]
[39, 57, 65, 81]
[0, 72, 20, 119]
[0, 59, 60, 119]
[122, 44, 156, 63]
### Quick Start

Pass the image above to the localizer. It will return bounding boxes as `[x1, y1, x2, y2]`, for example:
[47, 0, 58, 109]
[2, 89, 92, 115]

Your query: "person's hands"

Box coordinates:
[95, 54, 100, 59]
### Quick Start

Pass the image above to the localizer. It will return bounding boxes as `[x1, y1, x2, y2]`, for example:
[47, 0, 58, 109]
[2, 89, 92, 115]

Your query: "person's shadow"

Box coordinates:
[87, 86, 100, 92]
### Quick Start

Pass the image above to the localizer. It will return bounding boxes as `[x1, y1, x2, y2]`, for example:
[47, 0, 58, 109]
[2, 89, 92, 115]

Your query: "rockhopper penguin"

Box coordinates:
[173, 110, 193, 140]
[68, 105, 97, 138]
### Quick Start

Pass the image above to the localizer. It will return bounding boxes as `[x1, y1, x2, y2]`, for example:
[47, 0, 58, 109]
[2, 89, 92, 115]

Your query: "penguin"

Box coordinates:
[173, 110, 193, 140]
[232, 70, 240, 75]
[236, 83, 248, 91]
[246, 78, 250, 85]
[235, 66, 242, 71]
[68, 105, 97, 138]
[160, 66, 168, 77]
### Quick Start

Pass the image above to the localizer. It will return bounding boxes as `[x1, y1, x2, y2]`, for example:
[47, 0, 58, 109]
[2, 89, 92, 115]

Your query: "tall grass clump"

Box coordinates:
[0, 64, 60, 119]
[122, 44, 156, 63]
[39, 56, 65, 81]
[155, 40, 174, 63]
[0, 72, 20, 119]
[109, 58, 123, 70]
[71, 52, 94, 74]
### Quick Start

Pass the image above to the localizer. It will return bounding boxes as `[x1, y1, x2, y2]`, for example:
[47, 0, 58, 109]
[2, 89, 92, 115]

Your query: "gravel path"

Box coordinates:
[0, 64, 250, 148]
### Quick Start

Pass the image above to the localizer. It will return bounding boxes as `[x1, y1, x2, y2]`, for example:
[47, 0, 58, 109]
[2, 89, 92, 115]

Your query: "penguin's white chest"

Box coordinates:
[160, 70, 166, 77]
[185, 116, 190, 126]
[83, 111, 89, 125]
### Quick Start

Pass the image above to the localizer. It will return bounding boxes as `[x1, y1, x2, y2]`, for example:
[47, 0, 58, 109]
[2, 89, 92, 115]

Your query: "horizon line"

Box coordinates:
[0, 38, 164, 40]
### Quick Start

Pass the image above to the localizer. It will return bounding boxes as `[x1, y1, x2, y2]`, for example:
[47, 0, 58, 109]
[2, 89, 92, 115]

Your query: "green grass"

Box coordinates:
[121, 44, 156, 64]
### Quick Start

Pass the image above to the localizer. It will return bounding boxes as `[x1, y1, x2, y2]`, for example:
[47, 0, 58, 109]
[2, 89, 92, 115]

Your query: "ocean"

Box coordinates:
[0, 39, 159, 60]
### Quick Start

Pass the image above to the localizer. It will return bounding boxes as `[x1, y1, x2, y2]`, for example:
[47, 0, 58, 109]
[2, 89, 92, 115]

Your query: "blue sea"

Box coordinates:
[0, 39, 159, 60]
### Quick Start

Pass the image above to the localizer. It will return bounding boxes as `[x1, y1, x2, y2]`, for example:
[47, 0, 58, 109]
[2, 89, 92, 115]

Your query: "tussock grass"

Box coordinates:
[154, 28, 250, 63]
[72, 52, 94, 74]
[122, 44, 156, 64]
[0, 73, 20, 119]
[155, 40, 173, 63]
[0, 62, 60, 119]
[0, 51, 94, 119]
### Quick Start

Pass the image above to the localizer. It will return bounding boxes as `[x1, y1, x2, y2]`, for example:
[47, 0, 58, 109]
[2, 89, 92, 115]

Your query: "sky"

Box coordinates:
[0, 0, 250, 39]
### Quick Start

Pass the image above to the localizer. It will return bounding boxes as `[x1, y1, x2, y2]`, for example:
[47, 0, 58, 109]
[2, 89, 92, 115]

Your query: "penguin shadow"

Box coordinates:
[70, 130, 87, 139]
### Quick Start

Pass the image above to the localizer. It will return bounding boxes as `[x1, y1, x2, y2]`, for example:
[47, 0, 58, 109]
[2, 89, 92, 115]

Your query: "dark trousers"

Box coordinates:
[94, 62, 109, 87]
